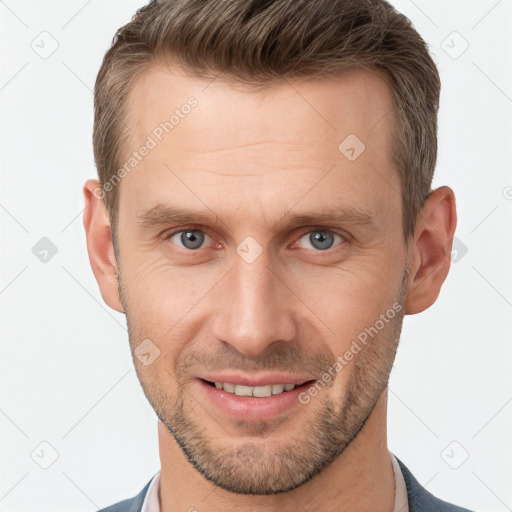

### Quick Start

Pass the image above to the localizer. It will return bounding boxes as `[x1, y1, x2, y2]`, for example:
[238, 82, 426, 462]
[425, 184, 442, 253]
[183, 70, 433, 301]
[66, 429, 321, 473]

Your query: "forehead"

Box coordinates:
[126, 64, 395, 151]
[119, 64, 399, 222]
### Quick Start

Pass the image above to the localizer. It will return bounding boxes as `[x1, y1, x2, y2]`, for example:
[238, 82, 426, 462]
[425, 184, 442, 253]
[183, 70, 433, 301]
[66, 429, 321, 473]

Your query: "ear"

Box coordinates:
[82, 179, 124, 313]
[404, 186, 457, 315]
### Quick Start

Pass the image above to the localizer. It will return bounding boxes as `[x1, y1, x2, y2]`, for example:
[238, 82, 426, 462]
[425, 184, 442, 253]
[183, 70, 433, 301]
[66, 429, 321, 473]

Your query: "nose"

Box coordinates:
[212, 249, 297, 358]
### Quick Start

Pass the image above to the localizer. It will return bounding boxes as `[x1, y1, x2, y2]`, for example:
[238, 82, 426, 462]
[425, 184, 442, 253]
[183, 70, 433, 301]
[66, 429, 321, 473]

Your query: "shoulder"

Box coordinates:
[96, 477, 153, 512]
[395, 456, 476, 512]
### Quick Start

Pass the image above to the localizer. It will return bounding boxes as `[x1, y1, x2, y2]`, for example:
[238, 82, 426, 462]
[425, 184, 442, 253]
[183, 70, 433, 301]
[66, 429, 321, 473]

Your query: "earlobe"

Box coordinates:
[404, 186, 457, 315]
[82, 179, 124, 313]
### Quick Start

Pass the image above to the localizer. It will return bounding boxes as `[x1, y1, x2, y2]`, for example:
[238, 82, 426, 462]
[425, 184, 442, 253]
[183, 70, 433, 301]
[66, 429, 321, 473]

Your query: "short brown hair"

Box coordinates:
[93, 0, 440, 241]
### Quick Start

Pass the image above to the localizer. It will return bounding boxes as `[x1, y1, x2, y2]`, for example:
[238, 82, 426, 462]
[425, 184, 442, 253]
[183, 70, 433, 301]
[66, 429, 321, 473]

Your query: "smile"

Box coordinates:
[197, 378, 317, 421]
[210, 381, 298, 397]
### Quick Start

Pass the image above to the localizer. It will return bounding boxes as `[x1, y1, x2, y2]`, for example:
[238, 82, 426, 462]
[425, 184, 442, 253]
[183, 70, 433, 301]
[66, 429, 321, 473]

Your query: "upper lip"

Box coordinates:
[198, 373, 316, 387]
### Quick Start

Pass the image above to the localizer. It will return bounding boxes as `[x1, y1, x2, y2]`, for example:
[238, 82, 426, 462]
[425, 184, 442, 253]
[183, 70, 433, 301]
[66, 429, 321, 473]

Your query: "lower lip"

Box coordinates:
[196, 379, 316, 422]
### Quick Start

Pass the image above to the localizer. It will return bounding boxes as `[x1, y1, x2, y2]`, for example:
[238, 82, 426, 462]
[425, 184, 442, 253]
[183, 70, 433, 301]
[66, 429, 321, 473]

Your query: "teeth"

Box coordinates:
[213, 382, 297, 397]
[272, 384, 284, 394]
[235, 385, 253, 397]
[253, 385, 272, 397]
[223, 382, 236, 393]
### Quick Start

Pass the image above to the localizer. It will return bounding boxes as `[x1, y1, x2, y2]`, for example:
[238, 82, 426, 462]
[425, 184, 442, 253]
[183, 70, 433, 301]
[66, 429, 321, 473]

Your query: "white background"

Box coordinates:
[0, 0, 511, 510]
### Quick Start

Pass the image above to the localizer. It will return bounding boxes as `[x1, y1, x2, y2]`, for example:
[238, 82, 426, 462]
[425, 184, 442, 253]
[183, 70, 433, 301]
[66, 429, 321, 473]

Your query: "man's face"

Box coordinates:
[115, 66, 408, 494]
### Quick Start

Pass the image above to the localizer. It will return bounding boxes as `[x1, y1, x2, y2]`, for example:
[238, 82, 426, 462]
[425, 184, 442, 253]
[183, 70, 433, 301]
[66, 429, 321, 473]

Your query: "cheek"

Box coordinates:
[126, 253, 210, 310]
[326, 257, 399, 296]
[122, 256, 221, 357]
[300, 260, 403, 351]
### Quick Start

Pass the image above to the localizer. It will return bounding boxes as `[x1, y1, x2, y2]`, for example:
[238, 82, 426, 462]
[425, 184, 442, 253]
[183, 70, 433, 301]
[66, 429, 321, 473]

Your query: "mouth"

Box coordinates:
[196, 378, 318, 422]
[201, 379, 316, 397]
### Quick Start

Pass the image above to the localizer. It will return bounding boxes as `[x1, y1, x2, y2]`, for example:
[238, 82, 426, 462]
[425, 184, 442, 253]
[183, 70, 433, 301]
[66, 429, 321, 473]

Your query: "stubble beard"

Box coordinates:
[118, 267, 408, 495]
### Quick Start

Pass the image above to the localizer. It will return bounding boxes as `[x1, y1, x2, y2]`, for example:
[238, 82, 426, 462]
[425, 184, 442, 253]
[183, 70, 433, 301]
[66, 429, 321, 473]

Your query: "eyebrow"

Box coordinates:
[135, 204, 375, 231]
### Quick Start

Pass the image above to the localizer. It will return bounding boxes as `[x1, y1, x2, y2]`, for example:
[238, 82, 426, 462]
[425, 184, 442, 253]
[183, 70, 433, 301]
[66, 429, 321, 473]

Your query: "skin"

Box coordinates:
[83, 64, 456, 512]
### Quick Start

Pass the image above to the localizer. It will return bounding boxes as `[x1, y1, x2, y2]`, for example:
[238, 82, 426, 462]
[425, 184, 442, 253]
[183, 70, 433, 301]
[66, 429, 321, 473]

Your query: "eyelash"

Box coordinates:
[163, 225, 349, 256]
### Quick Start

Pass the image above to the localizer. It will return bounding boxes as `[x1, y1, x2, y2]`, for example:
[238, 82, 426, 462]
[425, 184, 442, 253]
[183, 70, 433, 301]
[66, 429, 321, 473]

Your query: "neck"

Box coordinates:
[158, 389, 394, 512]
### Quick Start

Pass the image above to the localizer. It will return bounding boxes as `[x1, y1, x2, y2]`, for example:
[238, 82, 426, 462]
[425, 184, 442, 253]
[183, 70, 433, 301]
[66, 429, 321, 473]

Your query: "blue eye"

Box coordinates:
[297, 230, 344, 251]
[168, 229, 207, 250]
